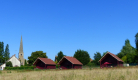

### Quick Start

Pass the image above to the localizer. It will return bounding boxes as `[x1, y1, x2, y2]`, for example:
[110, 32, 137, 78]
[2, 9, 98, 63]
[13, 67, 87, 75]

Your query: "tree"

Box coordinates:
[73, 49, 90, 65]
[135, 33, 138, 51]
[102, 51, 108, 57]
[28, 51, 48, 66]
[4, 44, 10, 61]
[25, 59, 28, 66]
[57, 51, 64, 62]
[6, 61, 13, 67]
[121, 56, 127, 63]
[0, 42, 4, 63]
[93, 52, 102, 65]
[135, 33, 138, 63]
[117, 39, 136, 63]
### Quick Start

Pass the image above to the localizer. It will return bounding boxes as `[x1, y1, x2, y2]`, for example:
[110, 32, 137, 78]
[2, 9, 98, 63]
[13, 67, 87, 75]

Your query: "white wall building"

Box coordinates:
[0, 54, 21, 70]
[0, 63, 6, 70]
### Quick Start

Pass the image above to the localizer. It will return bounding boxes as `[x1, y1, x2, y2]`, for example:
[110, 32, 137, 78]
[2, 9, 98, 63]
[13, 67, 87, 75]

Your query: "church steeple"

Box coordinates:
[19, 35, 23, 54]
[19, 35, 25, 65]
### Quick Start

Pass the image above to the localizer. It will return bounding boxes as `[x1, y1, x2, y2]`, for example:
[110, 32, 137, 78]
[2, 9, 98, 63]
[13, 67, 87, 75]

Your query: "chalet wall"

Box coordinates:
[100, 54, 123, 67]
[73, 65, 82, 69]
[36, 60, 45, 69]
[60, 59, 72, 69]
[46, 65, 56, 69]
[35, 60, 56, 69]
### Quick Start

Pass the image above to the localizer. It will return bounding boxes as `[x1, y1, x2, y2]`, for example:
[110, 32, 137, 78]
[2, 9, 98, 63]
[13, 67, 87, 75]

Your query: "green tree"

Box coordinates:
[25, 59, 28, 66]
[117, 39, 136, 63]
[0, 42, 4, 63]
[135, 33, 138, 62]
[73, 49, 90, 65]
[121, 56, 127, 63]
[102, 51, 108, 57]
[28, 51, 48, 66]
[4, 44, 10, 61]
[135, 33, 138, 51]
[57, 51, 64, 62]
[6, 61, 13, 67]
[93, 52, 102, 65]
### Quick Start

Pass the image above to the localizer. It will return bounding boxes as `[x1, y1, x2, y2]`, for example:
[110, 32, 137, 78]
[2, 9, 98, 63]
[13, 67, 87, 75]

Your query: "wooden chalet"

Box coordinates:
[33, 57, 56, 69]
[99, 52, 123, 68]
[58, 56, 83, 69]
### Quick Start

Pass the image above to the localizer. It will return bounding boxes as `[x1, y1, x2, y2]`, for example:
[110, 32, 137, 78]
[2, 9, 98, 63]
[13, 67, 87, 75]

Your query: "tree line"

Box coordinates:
[27, 33, 138, 66]
[1, 33, 138, 67]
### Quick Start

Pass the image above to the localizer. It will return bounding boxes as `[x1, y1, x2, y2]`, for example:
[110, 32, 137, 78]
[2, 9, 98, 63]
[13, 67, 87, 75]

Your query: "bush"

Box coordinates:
[6, 61, 13, 67]
[56, 65, 60, 68]
[5, 66, 34, 70]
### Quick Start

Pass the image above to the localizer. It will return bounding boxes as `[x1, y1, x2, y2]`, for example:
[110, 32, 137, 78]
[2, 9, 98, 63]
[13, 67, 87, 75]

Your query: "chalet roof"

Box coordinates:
[33, 57, 56, 65]
[99, 52, 123, 62]
[58, 56, 83, 65]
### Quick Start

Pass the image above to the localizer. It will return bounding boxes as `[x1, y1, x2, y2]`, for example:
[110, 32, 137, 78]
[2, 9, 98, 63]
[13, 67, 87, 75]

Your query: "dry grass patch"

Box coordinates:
[0, 68, 138, 80]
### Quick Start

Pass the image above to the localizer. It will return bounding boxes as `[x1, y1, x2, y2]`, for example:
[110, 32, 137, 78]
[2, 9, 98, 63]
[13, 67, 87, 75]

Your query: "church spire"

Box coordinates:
[19, 35, 25, 65]
[19, 35, 23, 53]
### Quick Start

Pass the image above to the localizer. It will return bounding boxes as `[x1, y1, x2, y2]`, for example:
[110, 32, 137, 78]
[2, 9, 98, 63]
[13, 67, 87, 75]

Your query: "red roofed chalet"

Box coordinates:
[33, 57, 56, 69]
[58, 56, 83, 69]
[99, 52, 123, 68]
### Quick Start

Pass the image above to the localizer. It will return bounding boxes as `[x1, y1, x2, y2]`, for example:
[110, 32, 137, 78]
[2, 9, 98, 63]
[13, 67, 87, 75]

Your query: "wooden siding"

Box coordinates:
[46, 65, 56, 69]
[60, 58, 82, 69]
[35, 59, 56, 69]
[100, 54, 123, 68]
[60, 59, 73, 69]
[73, 65, 82, 69]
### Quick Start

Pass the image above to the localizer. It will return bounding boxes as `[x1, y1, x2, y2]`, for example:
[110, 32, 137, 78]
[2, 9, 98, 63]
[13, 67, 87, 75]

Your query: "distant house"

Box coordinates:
[0, 54, 21, 70]
[0, 63, 6, 70]
[58, 56, 83, 69]
[33, 57, 56, 69]
[99, 52, 123, 68]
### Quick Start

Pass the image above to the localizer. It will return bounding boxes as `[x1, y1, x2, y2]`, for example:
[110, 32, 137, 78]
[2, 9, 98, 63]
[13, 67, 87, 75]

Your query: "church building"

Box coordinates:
[18, 35, 25, 65]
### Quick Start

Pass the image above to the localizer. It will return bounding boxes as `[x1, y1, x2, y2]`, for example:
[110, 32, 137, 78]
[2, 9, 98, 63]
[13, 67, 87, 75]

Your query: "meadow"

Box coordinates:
[0, 67, 138, 80]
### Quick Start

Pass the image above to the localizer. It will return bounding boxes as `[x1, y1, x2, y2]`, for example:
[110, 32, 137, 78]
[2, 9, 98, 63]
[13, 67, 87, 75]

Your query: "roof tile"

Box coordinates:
[99, 52, 123, 62]
[64, 56, 83, 65]
[34, 58, 56, 65]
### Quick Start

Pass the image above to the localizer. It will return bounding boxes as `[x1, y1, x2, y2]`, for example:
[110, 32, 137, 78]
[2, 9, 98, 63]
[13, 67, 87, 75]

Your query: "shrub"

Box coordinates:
[6, 61, 13, 67]
[86, 62, 96, 67]
[56, 65, 60, 68]
[5, 66, 34, 70]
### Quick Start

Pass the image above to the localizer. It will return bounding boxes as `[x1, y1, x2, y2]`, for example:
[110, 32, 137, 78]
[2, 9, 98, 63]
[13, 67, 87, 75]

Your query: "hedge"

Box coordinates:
[5, 66, 34, 70]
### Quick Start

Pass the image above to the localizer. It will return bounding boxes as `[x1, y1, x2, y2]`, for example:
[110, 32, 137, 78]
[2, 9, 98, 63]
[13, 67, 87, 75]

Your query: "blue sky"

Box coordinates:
[0, 0, 138, 61]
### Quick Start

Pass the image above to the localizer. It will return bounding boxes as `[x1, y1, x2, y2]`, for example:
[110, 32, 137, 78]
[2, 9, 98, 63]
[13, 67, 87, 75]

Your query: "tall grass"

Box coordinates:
[0, 67, 138, 80]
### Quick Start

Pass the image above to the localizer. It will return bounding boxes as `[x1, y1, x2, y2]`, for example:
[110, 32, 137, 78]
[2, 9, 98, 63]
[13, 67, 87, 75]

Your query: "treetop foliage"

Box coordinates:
[73, 49, 90, 65]
[0, 42, 10, 63]
[57, 51, 64, 62]
[92, 52, 102, 65]
[117, 39, 136, 63]
[28, 51, 48, 66]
